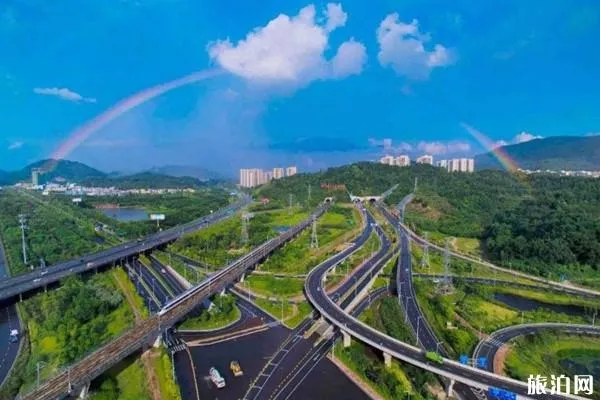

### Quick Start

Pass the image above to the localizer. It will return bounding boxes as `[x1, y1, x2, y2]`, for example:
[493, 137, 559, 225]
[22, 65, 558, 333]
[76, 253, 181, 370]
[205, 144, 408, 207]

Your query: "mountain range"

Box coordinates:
[0, 159, 223, 188]
[475, 136, 600, 171]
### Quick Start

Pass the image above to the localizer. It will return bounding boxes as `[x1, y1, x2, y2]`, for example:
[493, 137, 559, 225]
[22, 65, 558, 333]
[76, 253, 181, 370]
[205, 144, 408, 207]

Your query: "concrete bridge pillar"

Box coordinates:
[383, 352, 392, 368]
[153, 334, 163, 349]
[446, 379, 455, 399]
[240, 273, 245, 283]
[79, 382, 91, 399]
[331, 265, 337, 274]
[322, 274, 327, 283]
[342, 330, 351, 348]
[220, 288, 226, 296]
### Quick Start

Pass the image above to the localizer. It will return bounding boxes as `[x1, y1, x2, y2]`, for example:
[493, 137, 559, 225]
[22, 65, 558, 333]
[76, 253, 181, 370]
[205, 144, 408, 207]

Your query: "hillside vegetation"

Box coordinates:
[253, 162, 600, 279]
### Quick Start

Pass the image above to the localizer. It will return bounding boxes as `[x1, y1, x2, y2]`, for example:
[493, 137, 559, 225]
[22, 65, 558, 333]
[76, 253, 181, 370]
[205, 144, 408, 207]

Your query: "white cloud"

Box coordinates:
[324, 3, 347, 32]
[417, 141, 447, 155]
[513, 131, 542, 143]
[493, 139, 508, 148]
[377, 13, 455, 79]
[207, 3, 366, 88]
[586, 132, 600, 137]
[33, 87, 96, 103]
[416, 140, 470, 155]
[447, 141, 471, 153]
[8, 141, 23, 150]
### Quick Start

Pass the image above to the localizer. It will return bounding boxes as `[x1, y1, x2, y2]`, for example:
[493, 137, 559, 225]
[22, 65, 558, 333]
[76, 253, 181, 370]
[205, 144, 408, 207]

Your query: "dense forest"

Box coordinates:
[253, 162, 600, 275]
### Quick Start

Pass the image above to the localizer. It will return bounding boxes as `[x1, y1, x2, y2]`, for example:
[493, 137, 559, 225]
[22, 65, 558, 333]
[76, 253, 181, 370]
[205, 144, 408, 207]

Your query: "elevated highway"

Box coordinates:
[0, 195, 251, 303]
[473, 323, 600, 373]
[20, 204, 327, 400]
[306, 203, 589, 400]
[391, 194, 600, 299]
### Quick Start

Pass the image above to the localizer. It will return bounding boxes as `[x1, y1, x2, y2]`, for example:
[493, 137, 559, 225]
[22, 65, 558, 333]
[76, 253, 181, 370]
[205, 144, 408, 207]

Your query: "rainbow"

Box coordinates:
[460, 123, 519, 172]
[44, 68, 224, 171]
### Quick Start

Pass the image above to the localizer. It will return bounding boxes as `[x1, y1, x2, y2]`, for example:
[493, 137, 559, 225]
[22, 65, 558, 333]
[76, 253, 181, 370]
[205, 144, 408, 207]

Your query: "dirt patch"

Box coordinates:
[493, 344, 510, 376]
[142, 351, 162, 400]
[407, 201, 442, 221]
[113, 271, 141, 321]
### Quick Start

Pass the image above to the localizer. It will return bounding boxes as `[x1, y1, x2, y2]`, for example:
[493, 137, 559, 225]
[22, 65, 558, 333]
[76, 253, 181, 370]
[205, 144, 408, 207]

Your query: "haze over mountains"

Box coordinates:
[0, 159, 223, 188]
[475, 136, 600, 171]
[1, 136, 599, 186]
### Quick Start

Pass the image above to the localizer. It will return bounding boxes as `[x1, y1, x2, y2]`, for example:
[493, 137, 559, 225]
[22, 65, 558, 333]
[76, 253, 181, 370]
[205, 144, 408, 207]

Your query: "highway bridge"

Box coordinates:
[246, 206, 394, 400]
[305, 202, 589, 400]
[392, 194, 600, 299]
[20, 204, 327, 400]
[473, 323, 600, 373]
[0, 195, 251, 303]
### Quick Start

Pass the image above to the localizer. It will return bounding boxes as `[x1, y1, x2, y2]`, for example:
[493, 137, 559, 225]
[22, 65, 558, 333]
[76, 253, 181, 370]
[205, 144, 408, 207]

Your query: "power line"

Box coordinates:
[310, 217, 319, 249]
[18, 214, 28, 265]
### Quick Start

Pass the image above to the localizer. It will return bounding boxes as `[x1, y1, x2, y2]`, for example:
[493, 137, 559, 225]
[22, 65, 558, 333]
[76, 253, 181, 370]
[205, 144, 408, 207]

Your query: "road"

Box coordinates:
[246, 207, 393, 400]
[473, 323, 600, 373]
[0, 239, 21, 388]
[21, 204, 327, 400]
[305, 205, 589, 400]
[0, 195, 251, 303]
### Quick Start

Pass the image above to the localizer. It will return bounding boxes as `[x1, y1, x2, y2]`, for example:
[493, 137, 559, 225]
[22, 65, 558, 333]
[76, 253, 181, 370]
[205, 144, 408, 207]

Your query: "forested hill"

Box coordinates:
[254, 162, 600, 277]
[80, 172, 214, 189]
[475, 136, 600, 171]
[6, 159, 106, 184]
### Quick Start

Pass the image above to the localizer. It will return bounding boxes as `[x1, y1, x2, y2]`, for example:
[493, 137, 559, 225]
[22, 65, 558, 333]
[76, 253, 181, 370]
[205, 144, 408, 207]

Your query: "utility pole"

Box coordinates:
[414, 177, 418, 193]
[241, 213, 249, 245]
[310, 217, 319, 249]
[307, 184, 312, 202]
[288, 194, 293, 215]
[18, 214, 28, 265]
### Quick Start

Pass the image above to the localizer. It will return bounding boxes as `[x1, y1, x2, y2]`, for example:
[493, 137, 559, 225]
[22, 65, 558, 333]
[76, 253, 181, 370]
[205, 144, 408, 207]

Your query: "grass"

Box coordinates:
[255, 298, 295, 321]
[179, 304, 241, 330]
[245, 274, 305, 298]
[456, 295, 518, 333]
[285, 302, 314, 329]
[151, 348, 182, 400]
[257, 206, 359, 275]
[112, 268, 150, 319]
[504, 333, 600, 399]
[89, 356, 150, 400]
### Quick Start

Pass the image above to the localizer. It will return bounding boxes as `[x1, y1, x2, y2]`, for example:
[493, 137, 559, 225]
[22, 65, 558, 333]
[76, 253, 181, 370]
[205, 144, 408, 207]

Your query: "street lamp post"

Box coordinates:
[36, 361, 47, 388]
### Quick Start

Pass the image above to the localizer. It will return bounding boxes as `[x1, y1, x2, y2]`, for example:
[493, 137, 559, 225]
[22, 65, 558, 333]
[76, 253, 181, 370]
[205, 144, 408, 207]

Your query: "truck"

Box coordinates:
[230, 360, 243, 376]
[425, 351, 444, 365]
[209, 367, 226, 388]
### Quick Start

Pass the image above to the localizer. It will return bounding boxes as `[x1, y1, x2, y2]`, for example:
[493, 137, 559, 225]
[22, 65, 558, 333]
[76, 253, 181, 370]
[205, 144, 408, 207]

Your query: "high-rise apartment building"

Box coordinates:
[416, 155, 434, 165]
[240, 166, 297, 188]
[395, 155, 410, 167]
[436, 158, 475, 173]
[286, 166, 297, 177]
[379, 155, 394, 165]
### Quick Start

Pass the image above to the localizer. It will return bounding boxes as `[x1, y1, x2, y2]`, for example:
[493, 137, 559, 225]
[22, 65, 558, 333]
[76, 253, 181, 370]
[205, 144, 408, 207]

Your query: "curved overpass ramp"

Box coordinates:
[473, 323, 600, 373]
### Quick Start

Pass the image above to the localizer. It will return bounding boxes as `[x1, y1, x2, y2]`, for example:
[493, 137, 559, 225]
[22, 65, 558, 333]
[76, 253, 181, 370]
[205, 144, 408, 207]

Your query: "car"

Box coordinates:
[230, 360, 243, 376]
[33, 278, 41, 283]
[41, 270, 48, 276]
[161, 269, 166, 274]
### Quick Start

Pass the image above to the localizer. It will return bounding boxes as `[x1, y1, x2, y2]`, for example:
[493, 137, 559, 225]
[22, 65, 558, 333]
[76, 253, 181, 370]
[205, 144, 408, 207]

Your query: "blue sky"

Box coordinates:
[1, 0, 599, 174]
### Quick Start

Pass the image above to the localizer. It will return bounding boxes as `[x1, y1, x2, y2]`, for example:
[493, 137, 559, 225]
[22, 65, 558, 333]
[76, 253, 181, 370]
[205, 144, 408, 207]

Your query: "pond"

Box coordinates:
[100, 207, 149, 222]
[494, 292, 587, 317]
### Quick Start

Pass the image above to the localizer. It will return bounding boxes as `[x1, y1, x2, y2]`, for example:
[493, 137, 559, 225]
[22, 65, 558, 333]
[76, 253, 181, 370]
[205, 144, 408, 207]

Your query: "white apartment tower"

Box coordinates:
[379, 155, 394, 165]
[273, 168, 285, 179]
[395, 155, 410, 167]
[286, 166, 297, 177]
[416, 155, 434, 165]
